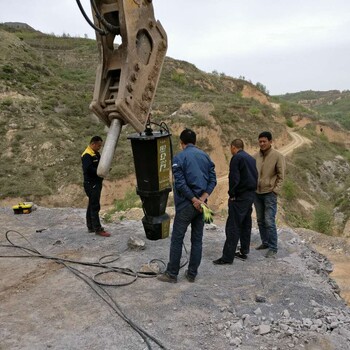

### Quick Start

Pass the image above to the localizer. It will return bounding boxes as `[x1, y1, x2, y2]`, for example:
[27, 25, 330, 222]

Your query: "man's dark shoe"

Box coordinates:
[213, 258, 233, 265]
[96, 230, 111, 237]
[234, 252, 248, 261]
[255, 244, 269, 250]
[157, 272, 177, 283]
[265, 250, 277, 258]
[185, 270, 195, 283]
[88, 228, 94, 233]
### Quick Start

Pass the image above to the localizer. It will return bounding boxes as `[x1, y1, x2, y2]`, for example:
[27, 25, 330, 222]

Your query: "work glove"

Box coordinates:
[200, 204, 214, 224]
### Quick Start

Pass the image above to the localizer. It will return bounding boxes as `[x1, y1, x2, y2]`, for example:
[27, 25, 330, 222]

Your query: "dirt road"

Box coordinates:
[216, 130, 310, 184]
[279, 130, 312, 156]
[212, 130, 310, 213]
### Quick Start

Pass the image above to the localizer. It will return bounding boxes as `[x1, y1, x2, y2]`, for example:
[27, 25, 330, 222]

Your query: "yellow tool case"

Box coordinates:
[12, 202, 33, 214]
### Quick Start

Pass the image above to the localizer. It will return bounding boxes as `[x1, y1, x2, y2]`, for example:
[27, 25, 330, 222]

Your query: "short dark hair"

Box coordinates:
[231, 139, 244, 149]
[258, 131, 272, 141]
[180, 128, 196, 145]
[90, 136, 103, 144]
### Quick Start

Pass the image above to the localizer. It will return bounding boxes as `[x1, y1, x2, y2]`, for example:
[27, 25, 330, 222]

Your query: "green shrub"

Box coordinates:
[249, 107, 260, 116]
[255, 82, 269, 95]
[177, 113, 211, 128]
[283, 211, 310, 229]
[1, 98, 13, 107]
[196, 137, 213, 153]
[113, 189, 141, 212]
[171, 71, 187, 86]
[280, 102, 294, 118]
[312, 205, 333, 235]
[103, 212, 113, 223]
[319, 133, 328, 142]
[286, 118, 294, 127]
[282, 179, 297, 200]
[2, 64, 15, 74]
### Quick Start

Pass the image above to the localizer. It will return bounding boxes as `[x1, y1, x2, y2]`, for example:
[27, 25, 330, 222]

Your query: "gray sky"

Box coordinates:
[1, 0, 349, 95]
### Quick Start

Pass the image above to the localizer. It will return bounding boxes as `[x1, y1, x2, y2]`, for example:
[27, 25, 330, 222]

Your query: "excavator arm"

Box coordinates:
[77, 0, 171, 240]
[90, 0, 167, 131]
[79, 0, 167, 176]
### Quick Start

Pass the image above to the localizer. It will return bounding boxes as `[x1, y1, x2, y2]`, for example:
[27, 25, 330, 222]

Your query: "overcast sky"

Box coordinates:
[1, 0, 349, 95]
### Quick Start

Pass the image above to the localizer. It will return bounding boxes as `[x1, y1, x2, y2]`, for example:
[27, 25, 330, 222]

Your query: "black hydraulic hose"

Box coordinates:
[90, 0, 120, 35]
[152, 121, 174, 165]
[75, 0, 107, 35]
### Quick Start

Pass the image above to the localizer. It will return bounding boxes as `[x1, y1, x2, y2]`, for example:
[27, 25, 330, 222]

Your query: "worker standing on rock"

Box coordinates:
[213, 139, 258, 265]
[254, 131, 285, 258]
[81, 136, 110, 237]
[158, 128, 217, 283]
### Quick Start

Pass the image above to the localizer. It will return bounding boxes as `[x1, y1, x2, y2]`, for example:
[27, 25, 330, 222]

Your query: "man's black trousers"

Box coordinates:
[84, 181, 103, 232]
[222, 191, 255, 262]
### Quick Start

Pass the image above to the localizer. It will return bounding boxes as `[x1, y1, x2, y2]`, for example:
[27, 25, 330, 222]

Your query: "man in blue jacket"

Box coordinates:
[81, 136, 110, 237]
[158, 129, 217, 283]
[213, 139, 257, 264]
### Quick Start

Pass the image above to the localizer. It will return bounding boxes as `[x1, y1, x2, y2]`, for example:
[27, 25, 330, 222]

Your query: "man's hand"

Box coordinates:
[192, 192, 211, 212]
[199, 192, 209, 203]
[191, 197, 203, 211]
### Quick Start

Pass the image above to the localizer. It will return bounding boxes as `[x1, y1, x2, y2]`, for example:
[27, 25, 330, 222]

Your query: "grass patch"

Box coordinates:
[282, 179, 297, 201]
[112, 189, 141, 212]
[312, 205, 333, 235]
[286, 118, 294, 127]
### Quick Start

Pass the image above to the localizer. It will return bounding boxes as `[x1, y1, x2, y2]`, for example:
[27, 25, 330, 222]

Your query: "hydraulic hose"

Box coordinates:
[75, 0, 106, 35]
[97, 117, 123, 178]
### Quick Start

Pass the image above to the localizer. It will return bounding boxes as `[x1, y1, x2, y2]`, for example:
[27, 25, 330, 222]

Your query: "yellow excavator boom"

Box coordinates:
[81, 0, 168, 177]
[90, 0, 167, 132]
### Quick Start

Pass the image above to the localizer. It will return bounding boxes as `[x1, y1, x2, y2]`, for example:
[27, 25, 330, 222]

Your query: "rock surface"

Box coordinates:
[1, 207, 350, 350]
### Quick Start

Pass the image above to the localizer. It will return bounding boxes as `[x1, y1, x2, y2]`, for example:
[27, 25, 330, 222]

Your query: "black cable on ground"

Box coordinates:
[0, 230, 168, 350]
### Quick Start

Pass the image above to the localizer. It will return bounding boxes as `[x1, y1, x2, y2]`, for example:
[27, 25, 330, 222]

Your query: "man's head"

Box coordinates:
[90, 136, 103, 152]
[258, 131, 272, 152]
[180, 128, 196, 149]
[230, 139, 244, 155]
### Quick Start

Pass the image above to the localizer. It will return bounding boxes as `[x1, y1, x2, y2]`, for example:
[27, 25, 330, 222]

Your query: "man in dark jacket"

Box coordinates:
[81, 136, 110, 237]
[213, 139, 258, 264]
[158, 129, 217, 283]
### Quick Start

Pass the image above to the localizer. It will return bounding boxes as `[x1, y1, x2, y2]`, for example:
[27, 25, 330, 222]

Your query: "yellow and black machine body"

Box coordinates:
[128, 128, 172, 240]
[12, 202, 33, 214]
